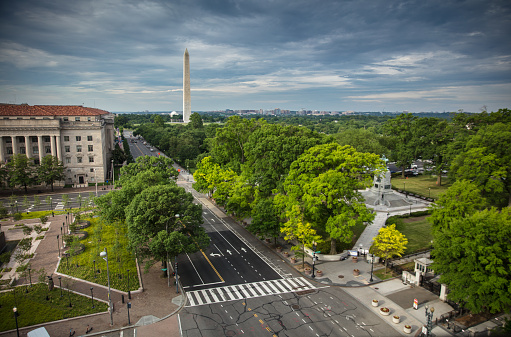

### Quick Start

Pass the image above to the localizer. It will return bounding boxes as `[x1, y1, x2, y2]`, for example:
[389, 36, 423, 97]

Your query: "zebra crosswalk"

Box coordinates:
[186, 277, 316, 307]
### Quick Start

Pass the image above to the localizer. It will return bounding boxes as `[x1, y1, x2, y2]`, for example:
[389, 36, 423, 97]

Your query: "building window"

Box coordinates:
[43, 136, 50, 142]
[65, 146, 70, 153]
[77, 157, 83, 163]
[65, 157, 71, 164]
[31, 136, 38, 143]
[88, 117, 91, 121]
[33, 146, 39, 154]
[18, 136, 25, 143]
[76, 136, 81, 141]
[75, 117, 80, 121]
[64, 136, 69, 141]
[87, 136, 93, 141]
[45, 146, 51, 153]
[7, 147, 13, 154]
[88, 145, 93, 152]
[5, 138, 12, 143]
[20, 147, 26, 154]
[89, 157, 94, 163]
[90, 168, 94, 172]
[63, 117, 68, 121]
[76, 145, 82, 152]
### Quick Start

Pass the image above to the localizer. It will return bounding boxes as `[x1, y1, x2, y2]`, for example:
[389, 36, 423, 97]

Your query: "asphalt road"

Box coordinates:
[126, 135, 398, 337]
[179, 286, 398, 337]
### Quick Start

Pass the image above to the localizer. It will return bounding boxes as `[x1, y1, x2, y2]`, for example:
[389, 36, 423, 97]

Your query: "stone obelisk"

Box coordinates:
[183, 48, 191, 123]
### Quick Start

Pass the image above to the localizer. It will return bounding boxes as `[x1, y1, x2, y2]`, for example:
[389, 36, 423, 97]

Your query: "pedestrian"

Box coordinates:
[86, 324, 92, 333]
[69, 328, 75, 336]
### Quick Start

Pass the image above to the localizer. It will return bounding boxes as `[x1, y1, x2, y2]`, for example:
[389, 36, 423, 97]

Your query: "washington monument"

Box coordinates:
[183, 48, 191, 123]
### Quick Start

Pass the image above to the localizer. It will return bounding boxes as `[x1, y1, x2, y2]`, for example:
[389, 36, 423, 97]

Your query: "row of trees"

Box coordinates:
[95, 156, 210, 274]
[192, 117, 386, 257]
[0, 154, 64, 192]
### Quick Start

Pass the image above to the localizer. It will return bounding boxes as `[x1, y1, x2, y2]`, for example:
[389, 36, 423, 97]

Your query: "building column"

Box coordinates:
[0, 137, 4, 163]
[12, 136, 18, 155]
[24, 136, 31, 158]
[55, 135, 62, 161]
[38, 135, 44, 163]
[50, 135, 56, 158]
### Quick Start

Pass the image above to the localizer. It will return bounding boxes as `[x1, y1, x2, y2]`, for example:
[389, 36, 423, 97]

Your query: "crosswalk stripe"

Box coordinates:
[186, 277, 318, 307]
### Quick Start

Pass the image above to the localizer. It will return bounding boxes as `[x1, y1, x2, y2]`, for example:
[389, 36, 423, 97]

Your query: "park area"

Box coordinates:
[0, 209, 140, 332]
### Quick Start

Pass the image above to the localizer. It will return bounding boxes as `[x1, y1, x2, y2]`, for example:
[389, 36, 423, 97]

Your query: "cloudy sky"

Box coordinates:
[1, 0, 510, 113]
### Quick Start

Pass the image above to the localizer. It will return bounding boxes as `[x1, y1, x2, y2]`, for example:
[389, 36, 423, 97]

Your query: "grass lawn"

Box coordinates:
[373, 268, 398, 280]
[393, 215, 433, 255]
[0, 283, 108, 332]
[57, 217, 139, 292]
[392, 175, 452, 200]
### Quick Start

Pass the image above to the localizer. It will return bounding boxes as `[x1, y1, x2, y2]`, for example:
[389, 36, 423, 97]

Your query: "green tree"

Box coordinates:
[126, 184, 209, 271]
[334, 128, 388, 155]
[37, 155, 65, 192]
[277, 143, 384, 254]
[247, 197, 281, 246]
[190, 112, 204, 129]
[432, 206, 511, 314]
[154, 114, 165, 128]
[370, 224, 408, 273]
[450, 122, 511, 207]
[7, 154, 37, 193]
[243, 123, 327, 196]
[280, 205, 322, 268]
[62, 194, 70, 209]
[383, 113, 417, 177]
[210, 116, 261, 173]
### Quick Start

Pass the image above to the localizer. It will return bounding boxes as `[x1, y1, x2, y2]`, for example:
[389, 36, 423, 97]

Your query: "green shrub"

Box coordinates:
[0, 206, 8, 218]
[22, 225, 33, 236]
[39, 215, 48, 225]
[13, 213, 22, 221]
[0, 251, 12, 264]
[16, 263, 30, 272]
[35, 235, 45, 240]
[33, 224, 43, 234]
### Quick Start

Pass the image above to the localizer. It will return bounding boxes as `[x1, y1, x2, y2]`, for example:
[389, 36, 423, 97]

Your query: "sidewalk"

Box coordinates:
[1, 212, 184, 337]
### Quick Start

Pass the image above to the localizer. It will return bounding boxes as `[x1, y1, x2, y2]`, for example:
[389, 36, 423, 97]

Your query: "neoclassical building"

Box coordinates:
[0, 104, 115, 186]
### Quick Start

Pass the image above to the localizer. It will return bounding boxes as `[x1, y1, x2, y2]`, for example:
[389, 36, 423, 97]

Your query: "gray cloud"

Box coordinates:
[0, 0, 510, 112]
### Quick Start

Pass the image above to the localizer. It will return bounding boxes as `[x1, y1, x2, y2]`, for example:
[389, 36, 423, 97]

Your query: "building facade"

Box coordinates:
[0, 104, 115, 186]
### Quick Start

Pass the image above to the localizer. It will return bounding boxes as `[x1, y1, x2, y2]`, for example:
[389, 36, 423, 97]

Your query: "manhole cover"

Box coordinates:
[225, 330, 236, 336]
[338, 275, 344, 278]
[292, 304, 300, 310]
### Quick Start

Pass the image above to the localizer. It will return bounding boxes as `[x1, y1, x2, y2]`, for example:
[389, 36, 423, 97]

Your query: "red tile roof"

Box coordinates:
[0, 104, 110, 116]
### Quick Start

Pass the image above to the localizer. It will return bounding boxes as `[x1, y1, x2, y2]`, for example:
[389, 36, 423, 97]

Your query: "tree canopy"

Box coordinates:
[370, 224, 408, 273]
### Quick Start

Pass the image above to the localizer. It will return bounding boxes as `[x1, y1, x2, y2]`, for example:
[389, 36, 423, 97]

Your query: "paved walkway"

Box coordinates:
[1, 212, 184, 337]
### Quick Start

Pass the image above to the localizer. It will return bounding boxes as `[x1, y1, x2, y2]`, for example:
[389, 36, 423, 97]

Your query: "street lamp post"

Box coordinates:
[13, 307, 20, 337]
[127, 269, 131, 299]
[57, 235, 60, 257]
[100, 248, 114, 325]
[67, 284, 72, 307]
[404, 182, 407, 198]
[311, 242, 317, 278]
[93, 260, 96, 278]
[50, 197, 52, 212]
[127, 302, 131, 325]
[90, 287, 95, 308]
[369, 254, 374, 282]
[15, 200, 18, 213]
[425, 305, 435, 337]
[58, 276, 62, 297]
[28, 267, 32, 287]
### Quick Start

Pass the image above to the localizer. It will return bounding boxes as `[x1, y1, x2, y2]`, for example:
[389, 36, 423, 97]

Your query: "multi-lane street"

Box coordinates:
[123, 135, 398, 337]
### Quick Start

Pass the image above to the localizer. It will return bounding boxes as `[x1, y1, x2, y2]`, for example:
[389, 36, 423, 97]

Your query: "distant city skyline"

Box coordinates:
[1, 0, 510, 113]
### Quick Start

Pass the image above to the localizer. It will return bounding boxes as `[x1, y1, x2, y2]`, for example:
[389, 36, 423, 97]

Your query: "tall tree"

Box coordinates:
[280, 205, 323, 269]
[277, 143, 384, 254]
[432, 205, 511, 314]
[210, 116, 261, 173]
[37, 155, 65, 192]
[243, 123, 327, 196]
[334, 128, 388, 155]
[7, 154, 37, 193]
[370, 224, 408, 274]
[190, 112, 203, 129]
[383, 113, 417, 177]
[126, 184, 209, 271]
[450, 122, 511, 207]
